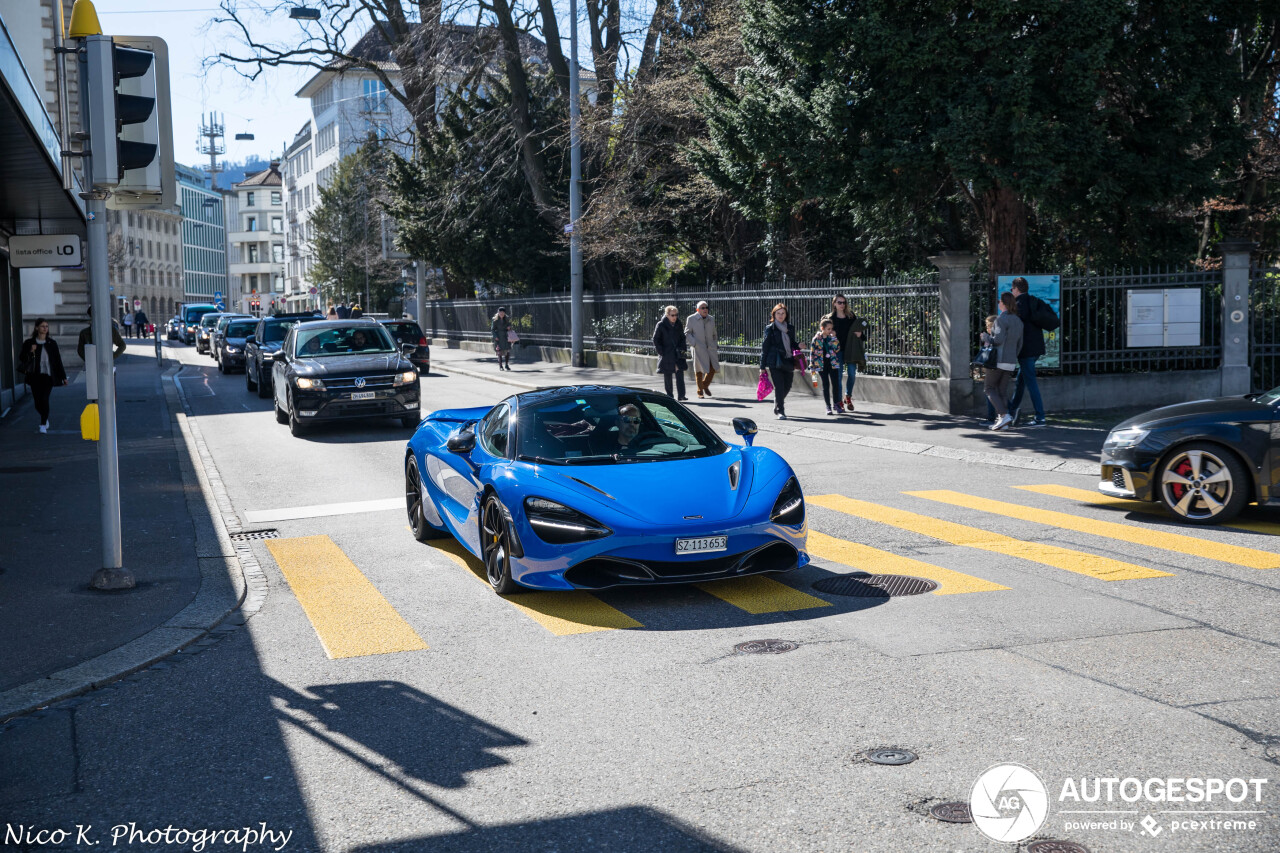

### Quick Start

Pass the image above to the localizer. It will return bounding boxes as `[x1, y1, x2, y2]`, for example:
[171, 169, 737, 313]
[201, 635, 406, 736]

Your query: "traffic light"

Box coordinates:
[83, 33, 175, 208]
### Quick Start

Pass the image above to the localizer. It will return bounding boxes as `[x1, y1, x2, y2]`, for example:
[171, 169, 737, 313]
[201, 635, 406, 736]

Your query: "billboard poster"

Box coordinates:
[998, 274, 1061, 369]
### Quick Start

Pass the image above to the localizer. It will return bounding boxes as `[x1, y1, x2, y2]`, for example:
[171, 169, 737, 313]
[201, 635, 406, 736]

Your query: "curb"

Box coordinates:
[0, 353, 267, 722]
[434, 360, 1098, 477]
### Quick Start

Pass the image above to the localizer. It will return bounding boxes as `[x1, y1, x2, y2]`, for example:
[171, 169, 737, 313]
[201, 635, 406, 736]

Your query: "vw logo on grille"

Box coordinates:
[354, 377, 366, 388]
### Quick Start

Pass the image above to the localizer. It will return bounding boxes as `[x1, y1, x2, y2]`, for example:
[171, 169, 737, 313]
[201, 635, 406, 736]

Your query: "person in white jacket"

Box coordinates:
[983, 291, 1024, 431]
[684, 301, 720, 398]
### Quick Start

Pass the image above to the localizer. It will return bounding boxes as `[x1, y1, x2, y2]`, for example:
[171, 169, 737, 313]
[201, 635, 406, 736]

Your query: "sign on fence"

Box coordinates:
[998, 275, 1060, 369]
[1126, 288, 1201, 348]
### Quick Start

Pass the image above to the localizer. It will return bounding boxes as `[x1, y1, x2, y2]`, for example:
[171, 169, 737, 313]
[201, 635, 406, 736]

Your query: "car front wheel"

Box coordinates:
[256, 366, 271, 399]
[288, 393, 308, 437]
[405, 457, 445, 542]
[1157, 442, 1249, 524]
[480, 498, 518, 595]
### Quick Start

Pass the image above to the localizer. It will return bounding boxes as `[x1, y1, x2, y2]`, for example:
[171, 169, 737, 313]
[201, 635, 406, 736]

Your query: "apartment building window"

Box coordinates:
[247, 216, 257, 232]
[314, 80, 334, 113]
[273, 273, 284, 293]
[317, 122, 336, 154]
[246, 192, 255, 207]
[248, 274, 258, 292]
[304, 185, 312, 207]
[363, 78, 388, 113]
[272, 244, 284, 263]
[271, 191, 281, 205]
[271, 216, 283, 234]
[248, 245, 259, 263]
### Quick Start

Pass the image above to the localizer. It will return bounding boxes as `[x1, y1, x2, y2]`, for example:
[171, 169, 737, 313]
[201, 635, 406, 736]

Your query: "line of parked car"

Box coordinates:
[168, 304, 432, 437]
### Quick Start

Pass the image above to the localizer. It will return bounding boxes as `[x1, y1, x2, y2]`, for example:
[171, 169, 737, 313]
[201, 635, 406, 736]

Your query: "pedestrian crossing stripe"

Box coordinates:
[806, 530, 1009, 594]
[265, 535, 429, 659]
[1015, 484, 1280, 538]
[695, 575, 831, 613]
[424, 538, 642, 635]
[809, 494, 1171, 581]
[908, 490, 1280, 570]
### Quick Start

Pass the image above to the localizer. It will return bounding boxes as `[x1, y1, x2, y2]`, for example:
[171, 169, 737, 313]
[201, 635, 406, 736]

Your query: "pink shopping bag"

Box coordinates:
[756, 371, 774, 401]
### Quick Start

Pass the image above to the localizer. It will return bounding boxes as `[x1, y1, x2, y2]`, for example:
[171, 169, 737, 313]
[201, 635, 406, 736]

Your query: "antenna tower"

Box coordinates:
[197, 112, 226, 189]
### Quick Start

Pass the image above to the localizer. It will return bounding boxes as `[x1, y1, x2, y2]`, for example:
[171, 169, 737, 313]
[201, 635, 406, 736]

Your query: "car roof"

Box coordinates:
[263, 312, 324, 321]
[379, 318, 421, 325]
[293, 319, 386, 329]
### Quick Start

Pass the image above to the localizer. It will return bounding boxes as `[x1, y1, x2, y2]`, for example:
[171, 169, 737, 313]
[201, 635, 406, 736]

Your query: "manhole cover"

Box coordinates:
[1026, 842, 1091, 853]
[864, 748, 917, 765]
[929, 802, 972, 823]
[229, 529, 279, 541]
[0, 466, 52, 474]
[813, 574, 938, 597]
[733, 639, 798, 655]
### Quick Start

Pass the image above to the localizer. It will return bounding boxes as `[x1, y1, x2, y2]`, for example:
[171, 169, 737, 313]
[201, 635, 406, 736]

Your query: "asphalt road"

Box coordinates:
[3, 342, 1279, 853]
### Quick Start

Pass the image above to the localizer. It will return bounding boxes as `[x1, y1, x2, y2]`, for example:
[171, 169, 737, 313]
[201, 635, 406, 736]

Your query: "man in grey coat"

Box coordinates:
[685, 301, 720, 398]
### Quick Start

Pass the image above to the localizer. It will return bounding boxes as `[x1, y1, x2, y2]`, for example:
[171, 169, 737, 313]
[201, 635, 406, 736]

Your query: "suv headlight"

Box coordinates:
[394, 370, 417, 386]
[225, 345, 240, 354]
[295, 377, 325, 390]
[524, 497, 611, 544]
[770, 476, 804, 525]
[1104, 427, 1149, 449]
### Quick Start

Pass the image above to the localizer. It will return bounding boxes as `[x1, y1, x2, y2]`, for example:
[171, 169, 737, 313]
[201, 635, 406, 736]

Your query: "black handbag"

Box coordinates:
[971, 344, 995, 368]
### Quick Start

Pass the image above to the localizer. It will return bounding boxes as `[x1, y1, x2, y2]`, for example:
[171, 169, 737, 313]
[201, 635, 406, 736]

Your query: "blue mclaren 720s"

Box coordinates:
[404, 385, 809, 594]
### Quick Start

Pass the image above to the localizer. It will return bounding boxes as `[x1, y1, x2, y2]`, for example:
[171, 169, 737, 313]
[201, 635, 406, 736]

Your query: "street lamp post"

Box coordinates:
[569, 0, 584, 367]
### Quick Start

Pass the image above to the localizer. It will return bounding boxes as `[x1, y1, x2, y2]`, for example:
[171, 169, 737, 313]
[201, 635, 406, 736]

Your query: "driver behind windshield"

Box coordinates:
[301, 336, 322, 355]
[350, 330, 370, 351]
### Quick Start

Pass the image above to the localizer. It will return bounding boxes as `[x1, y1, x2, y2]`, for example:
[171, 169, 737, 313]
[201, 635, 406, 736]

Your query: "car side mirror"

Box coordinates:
[400, 342, 416, 356]
[271, 351, 287, 362]
[244, 334, 256, 344]
[732, 417, 758, 447]
[447, 428, 476, 454]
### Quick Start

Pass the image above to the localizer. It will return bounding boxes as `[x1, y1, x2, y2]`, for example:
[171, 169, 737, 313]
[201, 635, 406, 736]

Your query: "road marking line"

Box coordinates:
[265, 535, 428, 659]
[695, 575, 831, 613]
[1015, 484, 1280, 537]
[809, 494, 1171, 581]
[806, 530, 1009, 595]
[909, 490, 1280, 570]
[246, 497, 403, 523]
[425, 538, 642, 635]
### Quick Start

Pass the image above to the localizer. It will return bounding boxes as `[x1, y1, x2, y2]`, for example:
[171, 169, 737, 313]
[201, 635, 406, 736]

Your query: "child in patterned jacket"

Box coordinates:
[810, 319, 844, 415]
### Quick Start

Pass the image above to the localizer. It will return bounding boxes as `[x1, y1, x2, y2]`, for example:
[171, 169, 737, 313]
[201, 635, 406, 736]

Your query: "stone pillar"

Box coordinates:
[929, 251, 978, 413]
[1219, 240, 1254, 396]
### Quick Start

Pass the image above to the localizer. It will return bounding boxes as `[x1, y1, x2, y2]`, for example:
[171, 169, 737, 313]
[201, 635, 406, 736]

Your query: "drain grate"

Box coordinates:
[229, 529, 279, 541]
[0, 466, 52, 474]
[863, 748, 917, 765]
[928, 802, 972, 823]
[733, 639, 798, 655]
[1026, 842, 1091, 853]
[813, 573, 938, 597]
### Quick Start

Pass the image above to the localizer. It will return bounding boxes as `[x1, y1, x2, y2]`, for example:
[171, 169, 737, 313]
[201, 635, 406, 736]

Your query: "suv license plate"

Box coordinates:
[675, 535, 727, 555]
[351, 391, 376, 401]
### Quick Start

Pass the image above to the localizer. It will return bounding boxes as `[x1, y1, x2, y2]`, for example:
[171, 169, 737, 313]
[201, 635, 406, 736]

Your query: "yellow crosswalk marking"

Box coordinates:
[265, 535, 428, 659]
[1015, 484, 1280, 537]
[806, 530, 1009, 594]
[425, 539, 642, 635]
[695, 575, 831, 613]
[809, 494, 1171, 581]
[909, 490, 1280, 570]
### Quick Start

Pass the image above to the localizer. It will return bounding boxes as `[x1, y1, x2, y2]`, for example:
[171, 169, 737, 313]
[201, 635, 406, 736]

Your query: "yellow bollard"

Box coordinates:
[81, 403, 100, 441]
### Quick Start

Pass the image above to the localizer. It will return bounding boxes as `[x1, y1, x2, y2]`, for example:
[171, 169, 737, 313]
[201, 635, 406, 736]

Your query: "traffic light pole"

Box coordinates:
[568, 0, 584, 367]
[81, 33, 133, 590]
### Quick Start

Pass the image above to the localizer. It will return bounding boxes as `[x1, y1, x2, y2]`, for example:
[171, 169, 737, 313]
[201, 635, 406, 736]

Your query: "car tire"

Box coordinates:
[288, 394, 308, 437]
[256, 367, 272, 399]
[217, 355, 225, 373]
[405, 457, 445, 542]
[480, 497, 518, 595]
[275, 396, 288, 424]
[1157, 442, 1249, 525]
[400, 414, 419, 429]
[246, 365, 255, 391]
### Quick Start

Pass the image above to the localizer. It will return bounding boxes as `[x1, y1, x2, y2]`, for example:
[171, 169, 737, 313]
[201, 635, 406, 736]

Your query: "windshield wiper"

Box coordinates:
[517, 454, 569, 465]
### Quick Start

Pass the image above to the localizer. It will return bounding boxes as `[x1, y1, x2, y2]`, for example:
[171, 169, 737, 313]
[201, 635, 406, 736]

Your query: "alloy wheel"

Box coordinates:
[480, 499, 515, 593]
[1160, 448, 1235, 521]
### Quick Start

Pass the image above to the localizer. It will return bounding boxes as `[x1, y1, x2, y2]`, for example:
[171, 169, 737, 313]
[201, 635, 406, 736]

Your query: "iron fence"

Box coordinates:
[1251, 267, 1280, 392]
[426, 275, 943, 379]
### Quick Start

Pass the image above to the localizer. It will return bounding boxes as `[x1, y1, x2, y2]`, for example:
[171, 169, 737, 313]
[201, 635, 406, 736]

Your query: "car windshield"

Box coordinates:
[1257, 386, 1280, 405]
[262, 321, 299, 343]
[227, 321, 257, 337]
[515, 392, 726, 464]
[384, 322, 423, 342]
[200, 315, 222, 329]
[294, 326, 396, 358]
[184, 307, 216, 324]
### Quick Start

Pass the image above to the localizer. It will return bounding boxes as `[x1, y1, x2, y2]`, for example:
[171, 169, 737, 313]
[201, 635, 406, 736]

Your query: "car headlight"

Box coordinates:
[1104, 427, 1149, 449]
[225, 346, 240, 354]
[294, 377, 325, 390]
[524, 497, 611, 544]
[770, 476, 804, 525]
[394, 370, 417, 386]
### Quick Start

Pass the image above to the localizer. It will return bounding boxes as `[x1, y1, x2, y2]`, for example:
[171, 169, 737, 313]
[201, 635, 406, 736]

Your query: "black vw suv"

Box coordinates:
[245, 311, 323, 398]
[271, 319, 421, 437]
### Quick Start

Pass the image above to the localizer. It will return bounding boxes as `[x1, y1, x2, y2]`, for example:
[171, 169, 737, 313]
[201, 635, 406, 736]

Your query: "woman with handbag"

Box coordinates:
[491, 306, 513, 370]
[652, 305, 689, 400]
[983, 292, 1024, 431]
[759, 303, 799, 420]
[17, 318, 68, 434]
[821, 294, 869, 413]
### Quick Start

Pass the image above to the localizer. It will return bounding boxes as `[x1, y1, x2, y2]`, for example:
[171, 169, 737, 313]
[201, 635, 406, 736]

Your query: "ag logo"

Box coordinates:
[969, 763, 1049, 842]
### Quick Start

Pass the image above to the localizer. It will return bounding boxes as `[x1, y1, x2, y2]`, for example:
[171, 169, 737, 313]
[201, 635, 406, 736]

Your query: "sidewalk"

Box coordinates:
[0, 342, 249, 720]
[429, 345, 1102, 476]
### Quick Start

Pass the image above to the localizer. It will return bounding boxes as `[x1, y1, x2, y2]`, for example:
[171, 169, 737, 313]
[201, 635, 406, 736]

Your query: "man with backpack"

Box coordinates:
[1007, 276, 1057, 427]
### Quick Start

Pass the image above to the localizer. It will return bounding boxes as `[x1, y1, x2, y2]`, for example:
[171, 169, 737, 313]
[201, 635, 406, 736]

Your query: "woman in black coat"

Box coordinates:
[18, 318, 68, 434]
[652, 305, 688, 400]
[759, 303, 798, 419]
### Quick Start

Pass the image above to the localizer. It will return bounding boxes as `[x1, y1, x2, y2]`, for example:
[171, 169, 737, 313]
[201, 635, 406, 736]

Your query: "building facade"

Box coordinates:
[176, 163, 228, 311]
[227, 163, 285, 315]
[281, 123, 316, 311]
[105, 204, 184, 326]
